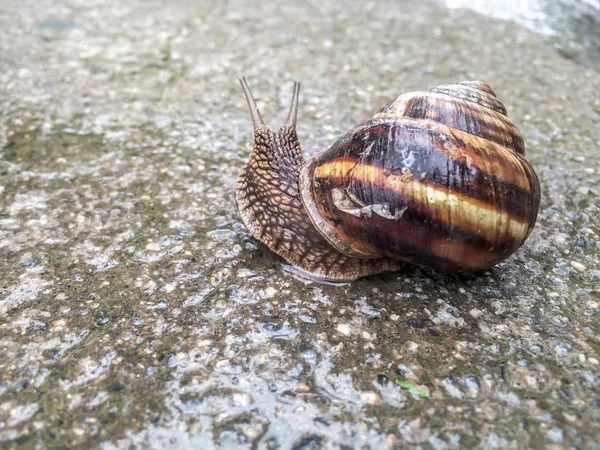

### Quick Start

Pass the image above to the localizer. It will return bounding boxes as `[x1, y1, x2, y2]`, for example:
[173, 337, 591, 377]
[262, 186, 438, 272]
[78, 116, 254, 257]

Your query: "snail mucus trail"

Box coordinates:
[235, 76, 540, 282]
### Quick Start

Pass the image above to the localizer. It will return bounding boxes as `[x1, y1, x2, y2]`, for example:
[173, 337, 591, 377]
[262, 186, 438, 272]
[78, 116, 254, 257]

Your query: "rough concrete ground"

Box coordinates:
[0, 0, 599, 448]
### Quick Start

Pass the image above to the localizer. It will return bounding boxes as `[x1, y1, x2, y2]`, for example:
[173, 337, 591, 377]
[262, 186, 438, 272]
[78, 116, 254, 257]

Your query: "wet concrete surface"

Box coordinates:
[1, 0, 599, 448]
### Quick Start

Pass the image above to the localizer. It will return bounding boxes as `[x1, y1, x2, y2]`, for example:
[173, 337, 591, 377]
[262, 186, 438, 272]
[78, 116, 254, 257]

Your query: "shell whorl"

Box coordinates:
[374, 81, 524, 155]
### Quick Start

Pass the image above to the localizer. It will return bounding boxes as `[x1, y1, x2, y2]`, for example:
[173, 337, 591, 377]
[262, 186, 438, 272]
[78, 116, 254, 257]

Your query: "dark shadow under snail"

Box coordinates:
[235, 76, 540, 282]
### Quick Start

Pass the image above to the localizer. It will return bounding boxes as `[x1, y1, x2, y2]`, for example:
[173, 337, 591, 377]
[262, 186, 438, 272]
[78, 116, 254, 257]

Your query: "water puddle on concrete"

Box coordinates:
[3, 128, 106, 172]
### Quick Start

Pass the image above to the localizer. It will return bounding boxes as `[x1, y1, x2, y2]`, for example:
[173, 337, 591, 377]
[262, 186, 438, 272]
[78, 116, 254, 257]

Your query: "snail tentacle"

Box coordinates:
[238, 76, 265, 130]
[284, 81, 301, 130]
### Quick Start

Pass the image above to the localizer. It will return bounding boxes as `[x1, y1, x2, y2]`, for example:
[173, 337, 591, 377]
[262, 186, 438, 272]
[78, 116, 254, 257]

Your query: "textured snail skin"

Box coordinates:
[237, 78, 540, 281]
[235, 77, 402, 281]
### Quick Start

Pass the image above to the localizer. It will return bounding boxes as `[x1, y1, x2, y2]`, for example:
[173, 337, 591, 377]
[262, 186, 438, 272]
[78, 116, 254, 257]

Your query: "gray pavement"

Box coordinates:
[1, 0, 599, 448]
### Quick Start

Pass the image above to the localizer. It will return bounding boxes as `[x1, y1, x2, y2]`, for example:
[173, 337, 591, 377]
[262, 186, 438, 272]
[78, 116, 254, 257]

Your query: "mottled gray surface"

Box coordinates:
[1, 0, 599, 448]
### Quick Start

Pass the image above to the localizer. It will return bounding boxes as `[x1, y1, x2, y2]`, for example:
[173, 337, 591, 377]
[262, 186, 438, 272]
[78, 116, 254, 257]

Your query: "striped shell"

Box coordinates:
[298, 81, 540, 271]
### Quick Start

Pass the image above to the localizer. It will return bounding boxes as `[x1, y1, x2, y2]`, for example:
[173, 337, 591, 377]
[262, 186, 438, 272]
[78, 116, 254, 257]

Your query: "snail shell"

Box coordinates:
[298, 81, 540, 272]
[236, 78, 540, 281]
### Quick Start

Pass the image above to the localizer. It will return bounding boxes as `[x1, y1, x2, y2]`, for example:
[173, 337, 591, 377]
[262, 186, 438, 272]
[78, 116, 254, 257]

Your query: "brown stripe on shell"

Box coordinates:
[312, 197, 523, 271]
[459, 81, 497, 97]
[303, 159, 528, 270]
[432, 119, 534, 189]
[379, 92, 525, 155]
[430, 84, 507, 115]
[312, 159, 535, 249]
[315, 152, 537, 226]
[322, 118, 535, 196]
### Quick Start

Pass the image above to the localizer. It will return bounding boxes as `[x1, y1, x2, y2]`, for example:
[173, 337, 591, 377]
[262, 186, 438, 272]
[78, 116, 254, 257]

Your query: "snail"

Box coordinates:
[235, 76, 540, 282]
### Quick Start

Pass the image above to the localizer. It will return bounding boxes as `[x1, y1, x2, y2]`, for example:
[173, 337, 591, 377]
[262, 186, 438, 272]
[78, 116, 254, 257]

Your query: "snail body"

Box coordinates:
[236, 77, 540, 282]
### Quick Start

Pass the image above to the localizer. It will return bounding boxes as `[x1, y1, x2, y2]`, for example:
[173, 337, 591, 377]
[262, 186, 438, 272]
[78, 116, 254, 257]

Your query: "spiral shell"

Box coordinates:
[299, 81, 540, 271]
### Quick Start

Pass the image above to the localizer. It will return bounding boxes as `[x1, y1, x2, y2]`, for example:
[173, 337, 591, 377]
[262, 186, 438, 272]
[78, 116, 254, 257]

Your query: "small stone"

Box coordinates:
[386, 434, 398, 448]
[300, 349, 317, 362]
[215, 359, 230, 368]
[554, 341, 571, 356]
[51, 318, 66, 328]
[73, 427, 85, 436]
[441, 377, 463, 399]
[530, 344, 543, 354]
[232, 392, 251, 406]
[552, 233, 569, 248]
[295, 382, 310, 393]
[547, 427, 564, 443]
[588, 357, 599, 365]
[390, 314, 399, 321]
[299, 312, 317, 324]
[336, 323, 351, 335]
[242, 426, 261, 440]
[361, 391, 381, 405]
[237, 268, 256, 278]
[570, 261, 587, 272]
[469, 308, 483, 319]
[261, 287, 277, 299]
[405, 341, 419, 352]
[145, 242, 162, 252]
[577, 186, 590, 195]
[523, 375, 538, 389]
[464, 376, 480, 396]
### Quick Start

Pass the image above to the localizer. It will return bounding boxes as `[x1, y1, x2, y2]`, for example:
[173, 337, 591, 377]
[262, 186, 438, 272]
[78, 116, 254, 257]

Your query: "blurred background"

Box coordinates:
[446, 0, 600, 67]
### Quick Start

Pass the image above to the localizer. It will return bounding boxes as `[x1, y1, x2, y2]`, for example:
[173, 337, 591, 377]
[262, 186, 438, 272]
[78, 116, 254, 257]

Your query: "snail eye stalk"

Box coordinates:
[284, 81, 301, 130]
[238, 76, 265, 130]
